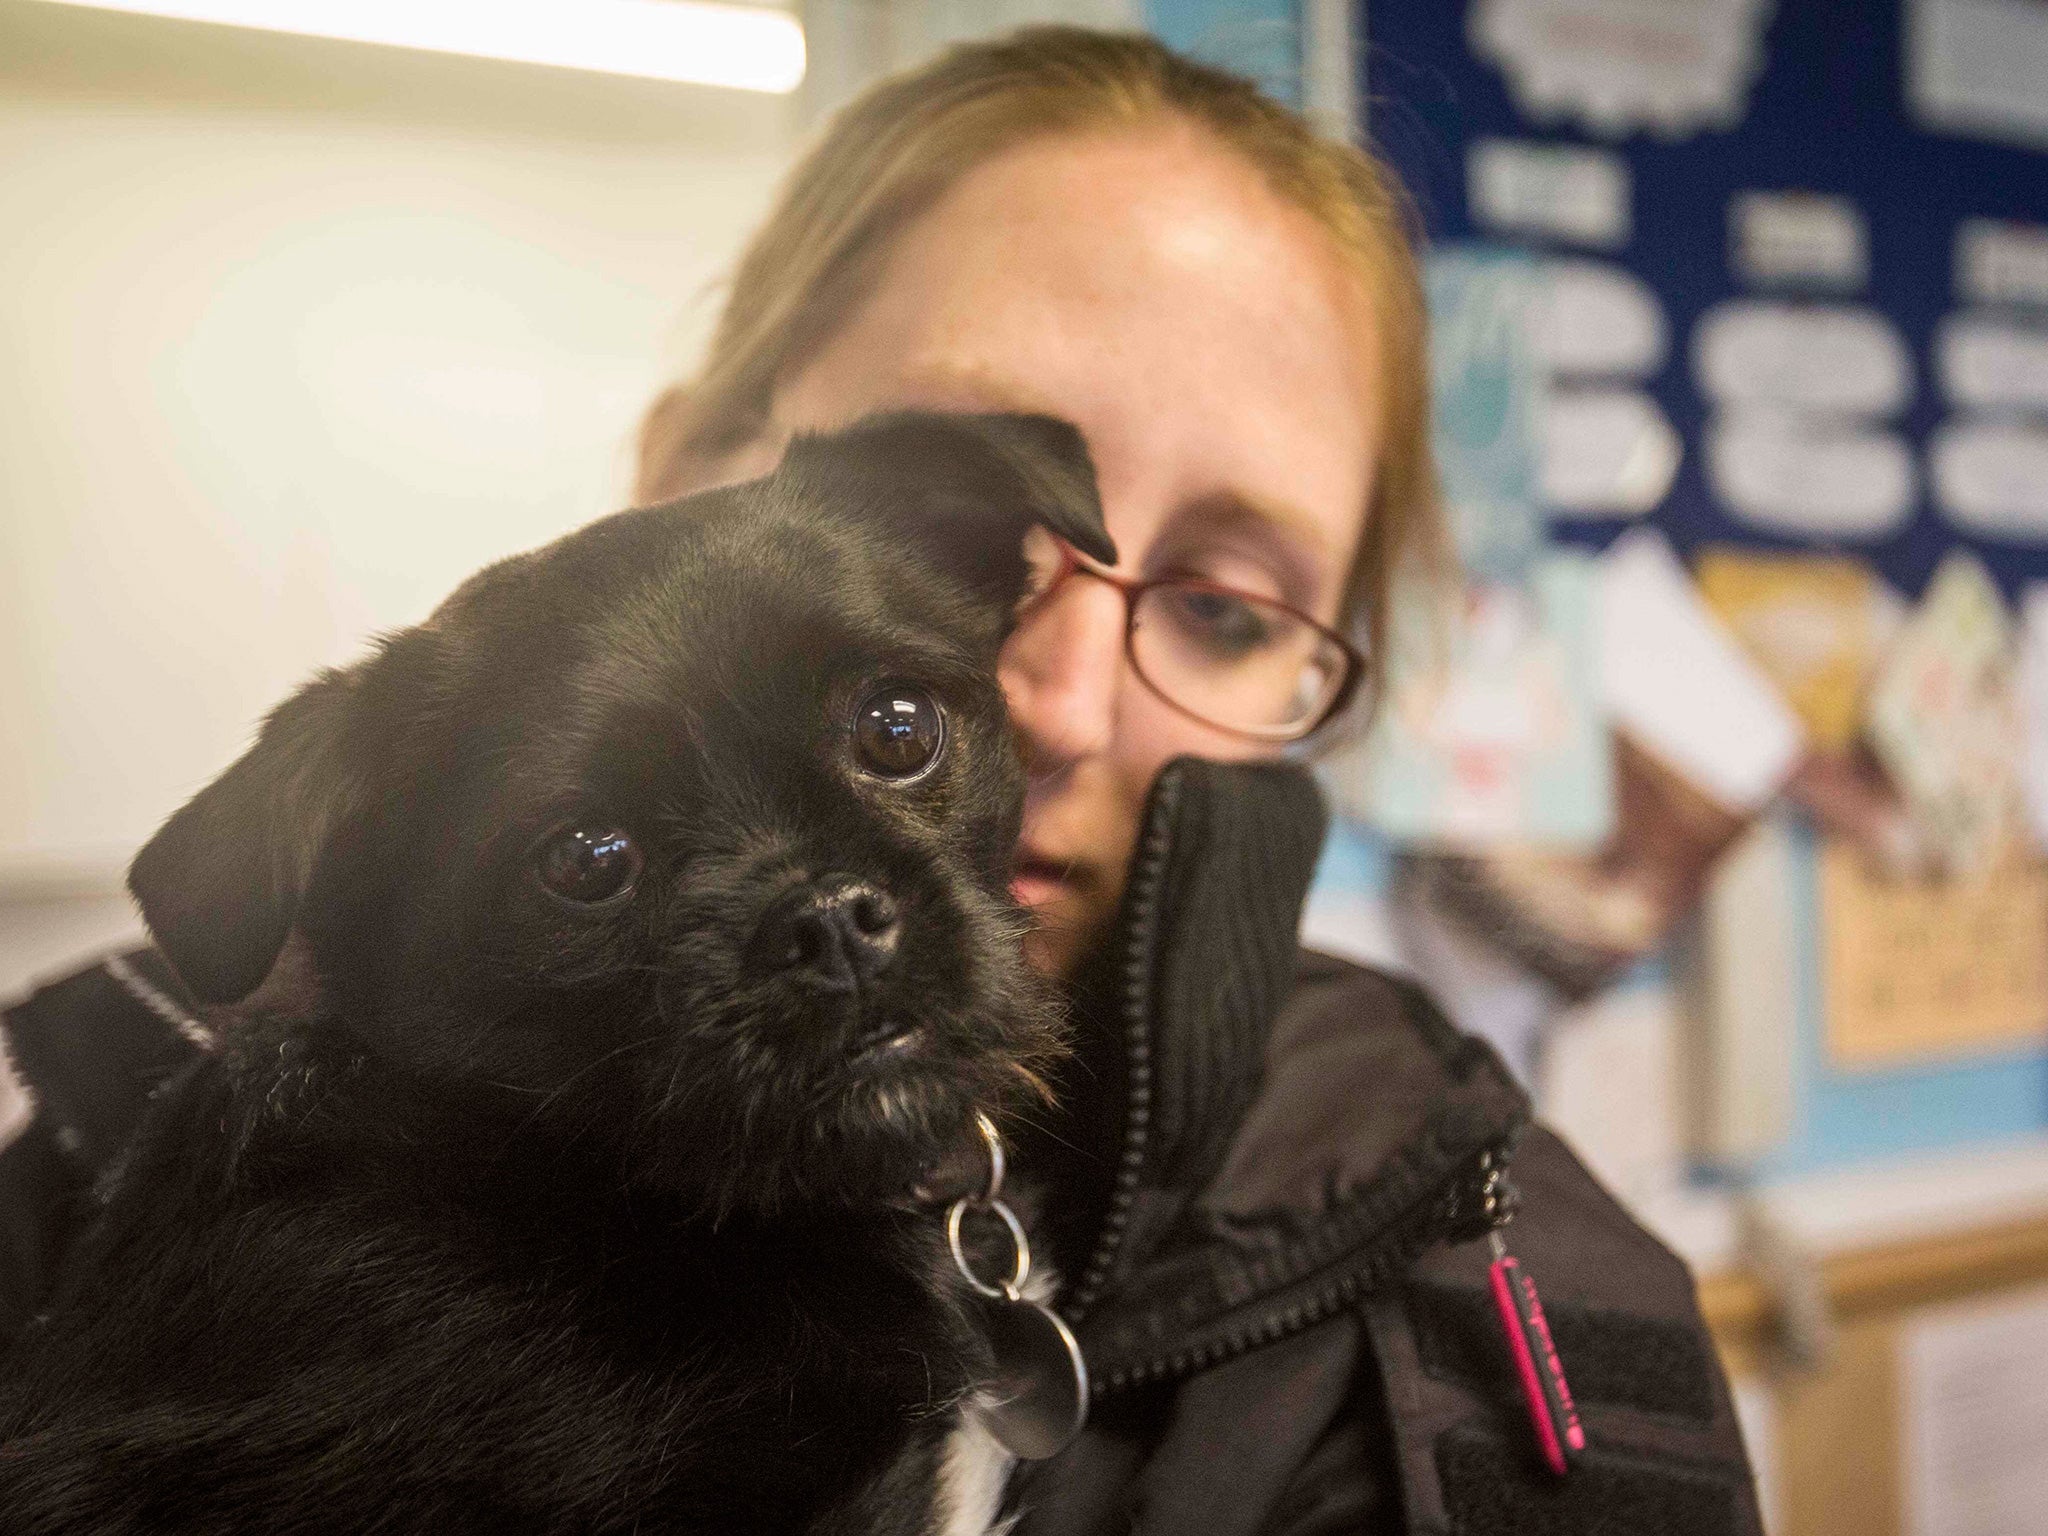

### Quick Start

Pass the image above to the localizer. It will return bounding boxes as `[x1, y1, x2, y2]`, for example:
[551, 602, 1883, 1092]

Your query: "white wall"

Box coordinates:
[0, 1, 800, 995]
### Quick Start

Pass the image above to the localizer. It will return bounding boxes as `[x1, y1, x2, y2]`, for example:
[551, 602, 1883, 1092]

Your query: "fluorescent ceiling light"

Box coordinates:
[28, 0, 807, 94]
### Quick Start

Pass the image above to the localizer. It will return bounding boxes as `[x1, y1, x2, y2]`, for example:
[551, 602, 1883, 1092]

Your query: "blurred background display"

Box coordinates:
[1306, 7, 2048, 1534]
[5, 1, 2048, 1532]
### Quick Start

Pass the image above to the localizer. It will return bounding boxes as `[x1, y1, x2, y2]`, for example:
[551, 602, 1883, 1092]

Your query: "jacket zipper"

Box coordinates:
[1057, 764, 1522, 1389]
[1062, 767, 1180, 1321]
[1088, 1140, 1518, 1396]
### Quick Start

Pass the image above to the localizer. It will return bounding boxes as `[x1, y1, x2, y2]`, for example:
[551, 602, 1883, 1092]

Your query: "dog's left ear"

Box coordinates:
[128, 660, 375, 1006]
[783, 411, 1117, 612]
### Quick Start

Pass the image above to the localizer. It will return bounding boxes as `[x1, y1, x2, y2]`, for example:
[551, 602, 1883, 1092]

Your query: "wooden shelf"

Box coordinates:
[1700, 1211, 2048, 1344]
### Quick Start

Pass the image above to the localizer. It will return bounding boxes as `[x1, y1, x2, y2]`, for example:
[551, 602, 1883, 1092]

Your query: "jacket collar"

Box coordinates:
[1017, 757, 1324, 1305]
[1028, 757, 1529, 1393]
[1060, 757, 1328, 1314]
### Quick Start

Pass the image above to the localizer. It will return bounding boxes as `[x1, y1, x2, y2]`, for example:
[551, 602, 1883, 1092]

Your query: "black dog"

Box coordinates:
[0, 413, 1113, 1533]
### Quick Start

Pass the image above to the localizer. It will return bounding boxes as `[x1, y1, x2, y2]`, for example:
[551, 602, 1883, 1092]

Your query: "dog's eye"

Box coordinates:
[853, 688, 945, 780]
[535, 827, 643, 905]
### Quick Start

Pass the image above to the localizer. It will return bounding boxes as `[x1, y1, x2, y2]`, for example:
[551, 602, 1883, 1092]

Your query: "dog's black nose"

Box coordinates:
[755, 877, 902, 991]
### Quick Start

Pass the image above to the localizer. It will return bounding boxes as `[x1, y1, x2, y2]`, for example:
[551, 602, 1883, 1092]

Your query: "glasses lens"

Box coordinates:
[1129, 582, 1352, 739]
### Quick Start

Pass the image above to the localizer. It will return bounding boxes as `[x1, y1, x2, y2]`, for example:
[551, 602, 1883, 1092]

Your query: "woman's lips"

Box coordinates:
[1011, 854, 1074, 909]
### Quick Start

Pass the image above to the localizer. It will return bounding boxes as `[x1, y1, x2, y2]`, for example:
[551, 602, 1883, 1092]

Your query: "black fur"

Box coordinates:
[0, 412, 1111, 1533]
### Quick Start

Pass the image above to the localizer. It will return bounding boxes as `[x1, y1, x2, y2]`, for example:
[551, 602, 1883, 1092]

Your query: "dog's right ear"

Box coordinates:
[782, 411, 1118, 615]
[128, 666, 367, 1006]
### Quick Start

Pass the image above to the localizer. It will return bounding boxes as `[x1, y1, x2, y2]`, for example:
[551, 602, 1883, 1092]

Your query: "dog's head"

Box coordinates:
[129, 412, 1112, 1217]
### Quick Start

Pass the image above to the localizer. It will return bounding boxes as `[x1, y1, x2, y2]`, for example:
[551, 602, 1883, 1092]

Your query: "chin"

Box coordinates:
[634, 1025, 1032, 1220]
[805, 1027, 1047, 1193]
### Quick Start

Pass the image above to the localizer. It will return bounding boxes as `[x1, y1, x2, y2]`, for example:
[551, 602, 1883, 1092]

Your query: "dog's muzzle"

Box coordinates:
[751, 875, 902, 993]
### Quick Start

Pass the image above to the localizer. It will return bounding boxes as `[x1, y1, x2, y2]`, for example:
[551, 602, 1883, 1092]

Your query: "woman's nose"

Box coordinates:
[998, 576, 1128, 769]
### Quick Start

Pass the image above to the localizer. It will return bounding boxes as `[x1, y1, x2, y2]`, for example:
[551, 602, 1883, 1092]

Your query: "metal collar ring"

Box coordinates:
[947, 1194, 1031, 1301]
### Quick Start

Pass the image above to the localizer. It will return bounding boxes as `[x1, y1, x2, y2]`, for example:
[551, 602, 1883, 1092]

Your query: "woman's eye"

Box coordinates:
[853, 687, 945, 779]
[535, 826, 643, 905]
[1160, 587, 1277, 658]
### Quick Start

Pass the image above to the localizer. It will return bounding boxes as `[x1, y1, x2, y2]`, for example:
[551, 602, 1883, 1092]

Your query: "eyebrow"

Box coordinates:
[857, 363, 1050, 421]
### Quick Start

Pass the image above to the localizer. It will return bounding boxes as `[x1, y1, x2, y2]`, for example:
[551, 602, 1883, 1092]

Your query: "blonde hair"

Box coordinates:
[635, 26, 1441, 697]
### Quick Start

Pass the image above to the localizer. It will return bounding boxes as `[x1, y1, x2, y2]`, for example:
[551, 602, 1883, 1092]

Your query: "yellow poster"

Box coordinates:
[1696, 549, 1880, 752]
[1820, 842, 2048, 1068]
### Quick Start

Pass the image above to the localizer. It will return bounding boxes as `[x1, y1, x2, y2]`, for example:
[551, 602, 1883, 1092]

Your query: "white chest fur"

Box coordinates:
[932, 1260, 1063, 1536]
[935, 1412, 1018, 1536]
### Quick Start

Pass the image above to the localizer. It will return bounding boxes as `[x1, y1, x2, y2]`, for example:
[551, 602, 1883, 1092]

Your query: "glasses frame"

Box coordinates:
[1018, 539, 1369, 743]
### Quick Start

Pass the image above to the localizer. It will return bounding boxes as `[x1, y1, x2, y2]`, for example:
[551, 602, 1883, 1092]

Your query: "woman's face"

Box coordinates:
[766, 119, 1384, 977]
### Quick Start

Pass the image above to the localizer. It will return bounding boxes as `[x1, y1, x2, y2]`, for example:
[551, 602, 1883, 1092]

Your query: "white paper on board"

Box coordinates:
[1955, 218, 2048, 308]
[1597, 530, 1806, 814]
[1682, 816, 1800, 1165]
[1338, 557, 1612, 848]
[2016, 586, 2048, 852]
[1540, 386, 1681, 516]
[1937, 313, 2048, 412]
[1467, 138, 1629, 250]
[1694, 300, 1914, 418]
[1901, 1283, 2048, 1536]
[1908, 0, 2048, 151]
[1731, 190, 1870, 290]
[1470, 0, 1774, 139]
[1865, 552, 2019, 876]
[1531, 258, 1668, 378]
[1930, 419, 2048, 540]
[1539, 983, 1684, 1206]
[1708, 413, 1917, 539]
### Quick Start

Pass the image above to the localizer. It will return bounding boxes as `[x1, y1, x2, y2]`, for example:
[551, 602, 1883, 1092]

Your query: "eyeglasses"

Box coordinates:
[1015, 536, 1367, 743]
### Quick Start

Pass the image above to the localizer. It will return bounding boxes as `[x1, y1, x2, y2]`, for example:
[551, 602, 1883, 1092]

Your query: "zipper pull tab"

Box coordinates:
[1487, 1228, 1584, 1476]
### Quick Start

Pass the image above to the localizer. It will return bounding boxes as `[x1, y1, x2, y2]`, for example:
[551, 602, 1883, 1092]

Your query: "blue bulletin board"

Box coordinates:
[1347, 0, 2048, 1178]
[1362, 0, 2048, 598]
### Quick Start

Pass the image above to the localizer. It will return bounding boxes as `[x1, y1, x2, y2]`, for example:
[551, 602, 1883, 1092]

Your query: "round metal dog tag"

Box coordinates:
[975, 1292, 1089, 1461]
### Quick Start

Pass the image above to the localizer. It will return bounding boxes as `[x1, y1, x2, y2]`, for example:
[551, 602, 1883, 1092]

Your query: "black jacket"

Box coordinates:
[0, 759, 1761, 1534]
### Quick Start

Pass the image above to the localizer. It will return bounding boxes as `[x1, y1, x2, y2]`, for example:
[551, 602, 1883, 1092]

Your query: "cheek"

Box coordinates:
[1115, 683, 1278, 770]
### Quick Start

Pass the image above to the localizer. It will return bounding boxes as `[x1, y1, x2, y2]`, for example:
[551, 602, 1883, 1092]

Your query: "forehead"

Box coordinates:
[771, 120, 1382, 610]
[447, 496, 976, 738]
[593, 498, 971, 679]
